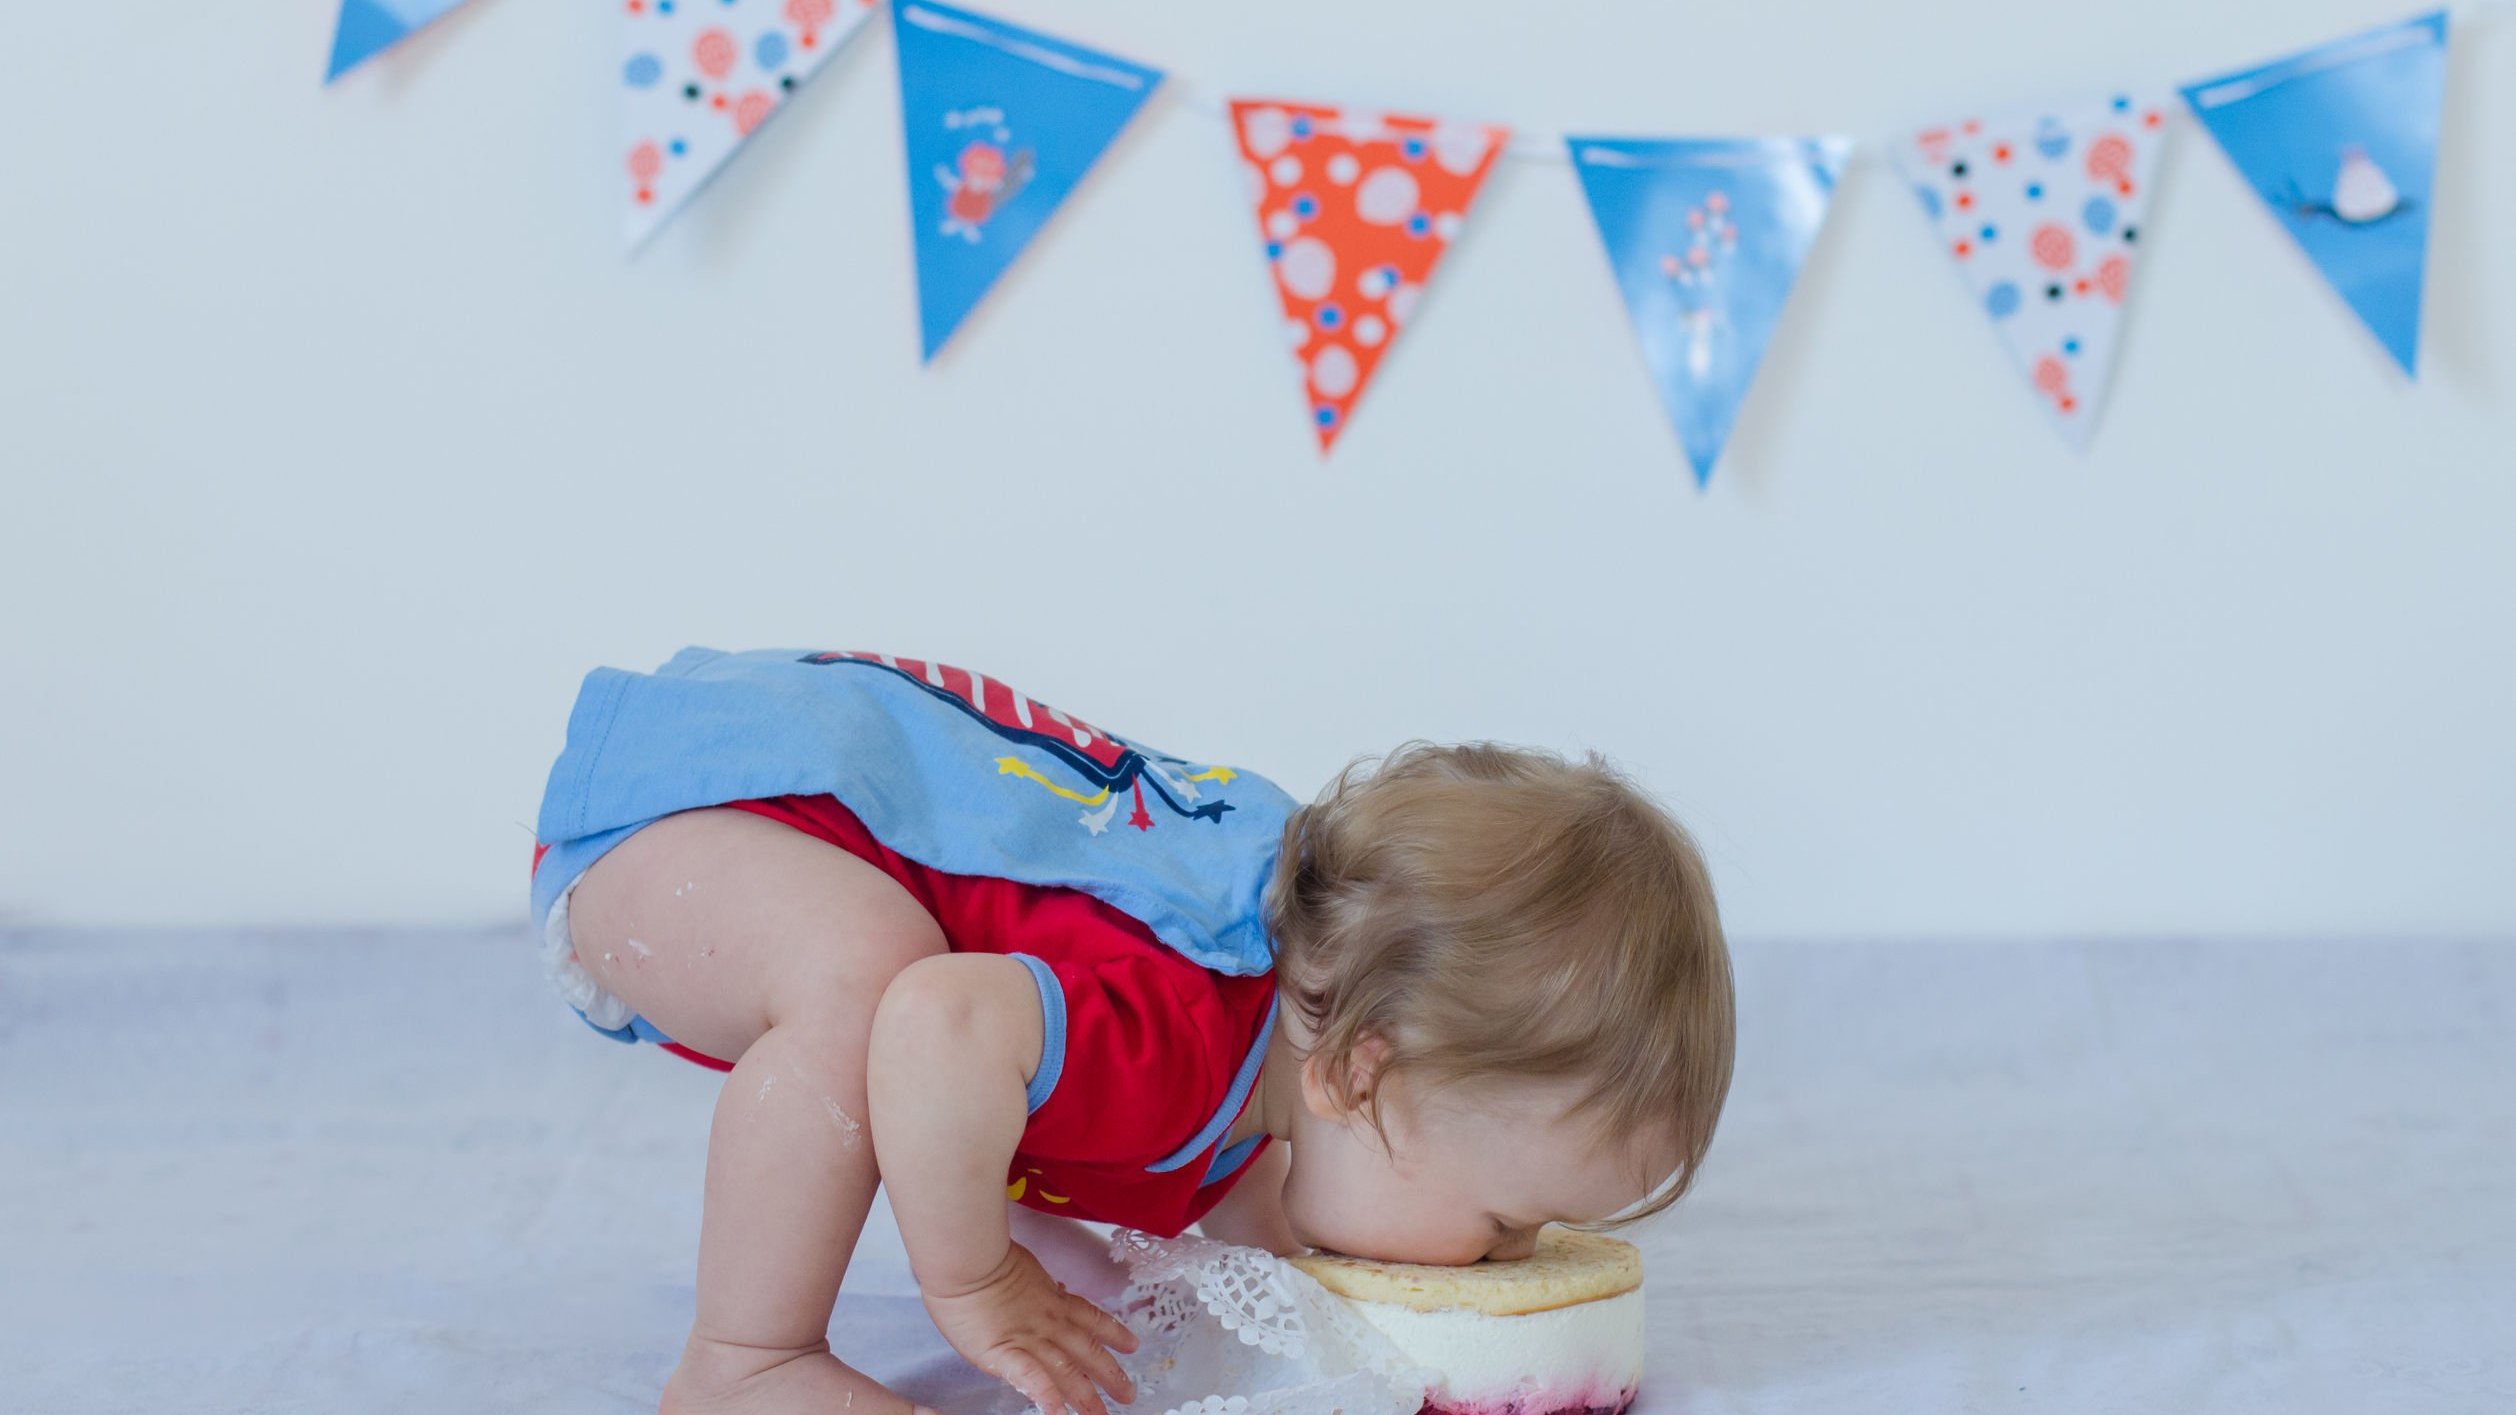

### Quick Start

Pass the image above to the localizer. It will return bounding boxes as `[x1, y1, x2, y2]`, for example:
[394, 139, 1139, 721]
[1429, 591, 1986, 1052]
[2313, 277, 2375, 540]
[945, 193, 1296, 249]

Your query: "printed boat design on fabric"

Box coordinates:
[796, 651, 1241, 832]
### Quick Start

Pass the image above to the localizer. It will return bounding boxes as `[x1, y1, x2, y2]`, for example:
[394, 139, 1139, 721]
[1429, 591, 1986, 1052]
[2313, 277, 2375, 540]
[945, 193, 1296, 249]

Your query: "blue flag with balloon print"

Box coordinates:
[1894, 94, 2171, 449]
[620, 0, 881, 250]
[1568, 137, 1849, 487]
[327, 0, 468, 81]
[894, 0, 1162, 361]
[2181, 11, 2447, 377]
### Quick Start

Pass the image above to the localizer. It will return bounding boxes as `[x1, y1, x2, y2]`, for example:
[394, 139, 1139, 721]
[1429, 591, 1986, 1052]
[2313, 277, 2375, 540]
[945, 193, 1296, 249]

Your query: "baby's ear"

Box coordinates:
[1299, 1032, 1393, 1121]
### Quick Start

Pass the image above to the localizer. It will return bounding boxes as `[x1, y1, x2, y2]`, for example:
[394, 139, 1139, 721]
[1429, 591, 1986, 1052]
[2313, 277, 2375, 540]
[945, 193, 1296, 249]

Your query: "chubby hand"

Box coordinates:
[922, 1241, 1140, 1415]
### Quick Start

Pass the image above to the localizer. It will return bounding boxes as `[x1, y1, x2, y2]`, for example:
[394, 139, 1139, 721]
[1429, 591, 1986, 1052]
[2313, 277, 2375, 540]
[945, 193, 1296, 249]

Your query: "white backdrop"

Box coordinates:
[1, 0, 2509, 936]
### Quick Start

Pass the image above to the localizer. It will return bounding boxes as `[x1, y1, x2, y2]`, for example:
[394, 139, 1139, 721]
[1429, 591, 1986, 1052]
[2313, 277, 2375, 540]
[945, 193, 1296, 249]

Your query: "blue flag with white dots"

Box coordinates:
[1892, 94, 2171, 450]
[326, 0, 468, 82]
[1568, 136, 1849, 488]
[2181, 12, 2446, 378]
[619, 0, 880, 250]
[893, 1, 1162, 361]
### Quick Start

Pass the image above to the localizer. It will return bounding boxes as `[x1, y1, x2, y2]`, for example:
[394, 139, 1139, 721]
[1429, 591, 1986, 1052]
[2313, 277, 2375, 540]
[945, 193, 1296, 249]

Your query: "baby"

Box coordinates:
[527, 647, 1734, 1415]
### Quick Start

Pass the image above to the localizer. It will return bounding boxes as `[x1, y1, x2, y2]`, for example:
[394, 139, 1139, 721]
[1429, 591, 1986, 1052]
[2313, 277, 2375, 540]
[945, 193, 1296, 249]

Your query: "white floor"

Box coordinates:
[4, 931, 2510, 1414]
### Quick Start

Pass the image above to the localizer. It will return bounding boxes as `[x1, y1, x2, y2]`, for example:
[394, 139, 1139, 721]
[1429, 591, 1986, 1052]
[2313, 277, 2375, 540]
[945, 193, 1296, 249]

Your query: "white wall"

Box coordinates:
[2, 0, 2510, 936]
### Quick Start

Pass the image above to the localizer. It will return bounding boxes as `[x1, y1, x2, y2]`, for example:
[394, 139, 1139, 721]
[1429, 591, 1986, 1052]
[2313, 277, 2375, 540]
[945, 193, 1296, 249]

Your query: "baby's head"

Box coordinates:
[1263, 742, 1733, 1264]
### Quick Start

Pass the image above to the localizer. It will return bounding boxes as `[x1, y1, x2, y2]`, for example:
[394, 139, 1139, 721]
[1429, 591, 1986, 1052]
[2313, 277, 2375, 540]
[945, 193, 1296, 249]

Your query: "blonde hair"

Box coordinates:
[1264, 742, 1734, 1227]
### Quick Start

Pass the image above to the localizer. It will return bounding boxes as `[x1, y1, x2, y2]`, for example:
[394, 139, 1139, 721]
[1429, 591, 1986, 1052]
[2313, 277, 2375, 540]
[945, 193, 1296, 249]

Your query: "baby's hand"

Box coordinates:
[922, 1241, 1139, 1415]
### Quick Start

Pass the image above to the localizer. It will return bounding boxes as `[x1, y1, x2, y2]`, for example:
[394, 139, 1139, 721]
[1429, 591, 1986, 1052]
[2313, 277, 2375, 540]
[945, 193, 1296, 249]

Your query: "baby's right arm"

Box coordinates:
[867, 954, 1139, 1415]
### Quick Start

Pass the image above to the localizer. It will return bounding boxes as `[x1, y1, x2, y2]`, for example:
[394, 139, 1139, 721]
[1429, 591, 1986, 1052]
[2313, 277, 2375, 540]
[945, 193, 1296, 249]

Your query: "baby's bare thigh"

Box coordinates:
[563, 807, 946, 1063]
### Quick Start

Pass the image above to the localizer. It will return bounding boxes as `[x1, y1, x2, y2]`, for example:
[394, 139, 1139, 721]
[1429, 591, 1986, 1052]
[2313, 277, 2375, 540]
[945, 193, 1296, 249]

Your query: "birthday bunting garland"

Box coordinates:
[330, 4, 2466, 481]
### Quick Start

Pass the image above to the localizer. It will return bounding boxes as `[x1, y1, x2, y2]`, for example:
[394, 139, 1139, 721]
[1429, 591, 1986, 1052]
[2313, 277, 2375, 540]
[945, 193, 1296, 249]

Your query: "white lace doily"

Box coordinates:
[991, 1231, 1435, 1415]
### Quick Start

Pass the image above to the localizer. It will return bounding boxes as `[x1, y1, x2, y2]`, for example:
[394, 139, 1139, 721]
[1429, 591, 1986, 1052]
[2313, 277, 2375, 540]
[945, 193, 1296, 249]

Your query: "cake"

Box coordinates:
[1290, 1228, 1644, 1415]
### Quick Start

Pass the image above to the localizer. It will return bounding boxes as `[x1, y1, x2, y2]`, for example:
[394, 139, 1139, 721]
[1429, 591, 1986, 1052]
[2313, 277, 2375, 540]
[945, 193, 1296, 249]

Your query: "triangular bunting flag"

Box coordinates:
[1893, 95, 2171, 449]
[894, 1, 1162, 361]
[1230, 102, 1508, 453]
[2181, 11, 2446, 376]
[1568, 137, 1848, 486]
[621, 0, 881, 249]
[326, 0, 468, 82]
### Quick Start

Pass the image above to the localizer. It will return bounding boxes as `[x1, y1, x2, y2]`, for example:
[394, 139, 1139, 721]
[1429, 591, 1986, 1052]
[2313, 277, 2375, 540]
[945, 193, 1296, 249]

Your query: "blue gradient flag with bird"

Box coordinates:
[2181, 11, 2448, 376]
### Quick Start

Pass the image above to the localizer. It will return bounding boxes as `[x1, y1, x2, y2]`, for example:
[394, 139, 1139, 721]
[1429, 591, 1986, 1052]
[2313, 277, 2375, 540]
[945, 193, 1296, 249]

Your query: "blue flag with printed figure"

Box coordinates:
[1568, 137, 1850, 487]
[894, 0, 1163, 361]
[2180, 11, 2448, 377]
[327, 0, 468, 81]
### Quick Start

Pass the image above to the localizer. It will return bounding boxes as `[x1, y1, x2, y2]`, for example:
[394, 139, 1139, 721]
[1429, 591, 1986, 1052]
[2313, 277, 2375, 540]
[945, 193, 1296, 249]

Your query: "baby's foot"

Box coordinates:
[660, 1337, 932, 1415]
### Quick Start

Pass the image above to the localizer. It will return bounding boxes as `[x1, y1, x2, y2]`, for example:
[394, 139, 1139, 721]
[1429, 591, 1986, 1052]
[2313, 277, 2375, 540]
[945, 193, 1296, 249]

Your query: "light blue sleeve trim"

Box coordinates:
[1147, 993, 1280, 1174]
[1010, 953, 1067, 1115]
[1200, 1131, 1266, 1187]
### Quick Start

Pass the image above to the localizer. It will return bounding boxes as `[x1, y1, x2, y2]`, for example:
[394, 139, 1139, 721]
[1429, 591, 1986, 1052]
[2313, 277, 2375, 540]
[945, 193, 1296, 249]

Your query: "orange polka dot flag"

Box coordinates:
[621, 0, 883, 249]
[1893, 94, 2171, 449]
[1229, 101, 1509, 454]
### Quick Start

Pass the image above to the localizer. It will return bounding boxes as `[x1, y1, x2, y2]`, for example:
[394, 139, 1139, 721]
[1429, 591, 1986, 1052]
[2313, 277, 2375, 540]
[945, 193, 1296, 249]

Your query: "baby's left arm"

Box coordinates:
[867, 953, 1139, 1415]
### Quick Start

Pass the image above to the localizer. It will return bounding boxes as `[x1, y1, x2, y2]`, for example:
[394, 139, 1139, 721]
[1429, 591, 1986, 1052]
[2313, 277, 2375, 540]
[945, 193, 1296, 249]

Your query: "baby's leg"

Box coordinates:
[565, 807, 949, 1415]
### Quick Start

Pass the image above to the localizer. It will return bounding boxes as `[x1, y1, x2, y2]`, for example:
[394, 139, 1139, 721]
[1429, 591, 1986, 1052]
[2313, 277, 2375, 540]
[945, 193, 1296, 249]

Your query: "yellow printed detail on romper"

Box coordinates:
[993, 758, 1114, 806]
[1187, 767, 1237, 785]
[1008, 1167, 1070, 1205]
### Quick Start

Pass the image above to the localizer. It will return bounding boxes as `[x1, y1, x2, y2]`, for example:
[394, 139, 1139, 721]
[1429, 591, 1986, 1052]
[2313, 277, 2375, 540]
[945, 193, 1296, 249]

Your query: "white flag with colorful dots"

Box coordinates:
[621, 0, 881, 249]
[1894, 94, 2171, 449]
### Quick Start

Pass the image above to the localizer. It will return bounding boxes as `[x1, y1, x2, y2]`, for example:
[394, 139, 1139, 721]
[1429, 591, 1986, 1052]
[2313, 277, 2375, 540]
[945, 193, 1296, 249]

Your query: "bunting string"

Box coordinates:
[1157, 0, 2510, 165]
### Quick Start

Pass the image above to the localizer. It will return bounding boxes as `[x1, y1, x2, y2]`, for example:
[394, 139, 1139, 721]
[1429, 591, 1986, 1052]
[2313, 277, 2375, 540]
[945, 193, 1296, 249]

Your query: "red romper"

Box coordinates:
[534, 793, 1280, 1239]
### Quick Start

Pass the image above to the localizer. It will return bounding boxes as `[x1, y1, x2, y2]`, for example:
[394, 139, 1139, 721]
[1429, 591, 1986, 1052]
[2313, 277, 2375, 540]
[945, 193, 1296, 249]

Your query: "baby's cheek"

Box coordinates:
[1292, 1161, 1381, 1250]
[1299, 1134, 1439, 1250]
[1356, 1178, 1446, 1251]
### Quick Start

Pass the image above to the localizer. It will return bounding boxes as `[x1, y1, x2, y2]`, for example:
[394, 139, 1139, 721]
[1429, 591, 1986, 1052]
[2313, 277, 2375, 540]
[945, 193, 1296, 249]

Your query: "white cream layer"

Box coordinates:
[1338, 1287, 1643, 1403]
